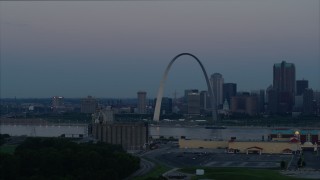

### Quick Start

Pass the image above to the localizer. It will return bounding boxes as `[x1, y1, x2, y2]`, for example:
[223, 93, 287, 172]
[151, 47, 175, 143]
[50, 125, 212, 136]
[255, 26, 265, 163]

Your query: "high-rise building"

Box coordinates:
[273, 61, 296, 113]
[293, 80, 308, 111]
[230, 94, 258, 116]
[183, 89, 198, 113]
[81, 96, 98, 114]
[251, 90, 265, 113]
[184, 89, 198, 103]
[187, 91, 200, 115]
[266, 85, 278, 114]
[210, 73, 224, 108]
[314, 91, 320, 115]
[294, 95, 303, 111]
[223, 83, 237, 108]
[259, 89, 265, 113]
[303, 88, 314, 115]
[137, 91, 147, 114]
[200, 91, 209, 113]
[154, 97, 172, 115]
[296, 80, 309, 96]
[52, 96, 64, 108]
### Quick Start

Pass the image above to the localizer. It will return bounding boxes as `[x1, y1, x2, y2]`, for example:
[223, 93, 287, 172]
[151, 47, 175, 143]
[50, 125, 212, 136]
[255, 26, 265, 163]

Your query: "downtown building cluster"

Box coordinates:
[136, 61, 319, 118]
[1, 61, 318, 120]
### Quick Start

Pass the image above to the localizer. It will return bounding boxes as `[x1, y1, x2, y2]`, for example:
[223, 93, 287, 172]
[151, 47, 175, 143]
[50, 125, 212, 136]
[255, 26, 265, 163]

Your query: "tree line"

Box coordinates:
[0, 137, 140, 180]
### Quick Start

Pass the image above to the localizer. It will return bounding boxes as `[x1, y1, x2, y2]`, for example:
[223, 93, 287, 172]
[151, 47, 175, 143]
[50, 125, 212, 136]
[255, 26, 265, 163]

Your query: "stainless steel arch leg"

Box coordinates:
[153, 53, 217, 124]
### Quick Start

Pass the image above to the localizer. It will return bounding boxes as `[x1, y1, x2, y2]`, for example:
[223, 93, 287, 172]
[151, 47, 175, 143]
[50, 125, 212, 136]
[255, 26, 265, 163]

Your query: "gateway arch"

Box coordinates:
[153, 53, 218, 123]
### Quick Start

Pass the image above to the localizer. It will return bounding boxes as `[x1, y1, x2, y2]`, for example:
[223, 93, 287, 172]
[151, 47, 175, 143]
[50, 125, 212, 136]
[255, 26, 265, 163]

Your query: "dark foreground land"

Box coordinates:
[0, 137, 139, 180]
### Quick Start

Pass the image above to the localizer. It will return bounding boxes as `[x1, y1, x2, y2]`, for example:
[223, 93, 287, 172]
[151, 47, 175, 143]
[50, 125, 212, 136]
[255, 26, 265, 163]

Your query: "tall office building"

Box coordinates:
[210, 73, 224, 108]
[81, 96, 98, 114]
[266, 85, 278, 114]
[303, 88, 314, 115]
[273, 61, 295, 113]
[223, 83, 237, 108]
[200, 91, 209, 113]
[154, 97, 172, 115]
[137, 91, 147, 114]
[52, 96, 65, 112]
[259, 89, 266, 113]
[314, 91, 320, 115]
[183, 89, 198, 113]
[184, 89, 198, 103]
[187, 91, 200, 115]
[296, 80, 309, 96]
[294, 80, 308, 112]
[230, 94, 258, 116]
[52, 96, 64, 108]
[251, 90, 265, 113]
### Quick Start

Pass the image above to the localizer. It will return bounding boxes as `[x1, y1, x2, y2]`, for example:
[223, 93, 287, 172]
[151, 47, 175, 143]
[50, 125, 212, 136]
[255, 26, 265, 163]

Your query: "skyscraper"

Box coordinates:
[187, 91, 200, 115]
[223, 83, 237, 108]
[303, 88, 314, 115]
[251, 90, 265, 113]
[210, 73, 224, 108]
[81, 96, 98, 114]
[296, 80, 309, 96]
[183, 89, 198, 113]
[154, 97, 172, 115]
[230, 94, 258, 116]
[273, 61, 295, 113]
[137, 91, 147, 114]
[52, 96, 65, 112]
[200, 90, 209, 113]
[273, 61, 296, 93]
[266, 85, 278, 114]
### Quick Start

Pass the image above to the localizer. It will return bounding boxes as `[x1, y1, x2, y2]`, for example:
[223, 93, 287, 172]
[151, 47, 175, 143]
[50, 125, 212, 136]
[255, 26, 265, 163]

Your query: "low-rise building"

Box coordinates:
[228, 141, 301, 154]
[178, 128, 320, 154]
[179, 138, 228, 149]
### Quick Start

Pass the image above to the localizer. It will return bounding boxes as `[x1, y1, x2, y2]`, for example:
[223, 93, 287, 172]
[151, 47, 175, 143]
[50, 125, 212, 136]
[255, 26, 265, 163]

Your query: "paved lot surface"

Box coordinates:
[154, 148, 292, 168]
[141, 145, 320, 179]
[303, 151, 320, 169]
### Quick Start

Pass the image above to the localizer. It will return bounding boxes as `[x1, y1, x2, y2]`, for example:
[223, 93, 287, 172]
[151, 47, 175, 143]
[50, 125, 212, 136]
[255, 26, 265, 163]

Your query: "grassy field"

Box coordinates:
[0, 145, 16, 154]
[180, 167, 307, 180]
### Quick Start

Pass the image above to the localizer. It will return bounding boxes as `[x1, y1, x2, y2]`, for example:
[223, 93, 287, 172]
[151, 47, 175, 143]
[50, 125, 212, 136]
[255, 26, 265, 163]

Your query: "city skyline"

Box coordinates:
[1, 1, 319, 98]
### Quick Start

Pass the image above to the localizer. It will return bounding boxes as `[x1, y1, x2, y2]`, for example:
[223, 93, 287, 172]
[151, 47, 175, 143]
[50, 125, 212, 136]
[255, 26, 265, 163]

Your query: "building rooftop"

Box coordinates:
[271, 129, 319, 135]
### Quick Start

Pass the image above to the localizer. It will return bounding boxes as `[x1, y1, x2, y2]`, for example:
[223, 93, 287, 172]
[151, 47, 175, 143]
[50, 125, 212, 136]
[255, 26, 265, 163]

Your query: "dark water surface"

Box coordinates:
[1, 124, 271, 140]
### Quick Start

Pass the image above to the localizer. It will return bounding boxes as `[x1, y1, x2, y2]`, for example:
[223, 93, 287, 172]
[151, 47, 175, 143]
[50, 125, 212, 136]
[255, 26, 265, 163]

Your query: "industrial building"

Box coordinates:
[90, 107, 148, 150]
[92, 122, 148, 150]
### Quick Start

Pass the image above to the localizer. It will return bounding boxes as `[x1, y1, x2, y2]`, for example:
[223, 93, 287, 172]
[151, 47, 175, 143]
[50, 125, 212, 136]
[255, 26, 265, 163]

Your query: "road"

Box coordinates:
[126, 158, 155, 179]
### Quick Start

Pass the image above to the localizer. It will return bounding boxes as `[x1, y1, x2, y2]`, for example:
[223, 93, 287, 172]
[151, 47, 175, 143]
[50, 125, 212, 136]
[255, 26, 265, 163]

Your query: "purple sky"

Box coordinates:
[1, 1, 319, 98]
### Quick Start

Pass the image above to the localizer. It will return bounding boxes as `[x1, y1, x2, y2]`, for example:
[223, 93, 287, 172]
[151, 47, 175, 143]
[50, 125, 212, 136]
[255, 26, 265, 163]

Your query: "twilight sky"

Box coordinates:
[0, 1, 319, 98]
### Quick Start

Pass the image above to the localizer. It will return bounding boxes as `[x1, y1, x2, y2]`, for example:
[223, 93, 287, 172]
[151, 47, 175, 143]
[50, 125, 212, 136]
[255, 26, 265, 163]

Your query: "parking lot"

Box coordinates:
[154, 148, 293, 168]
